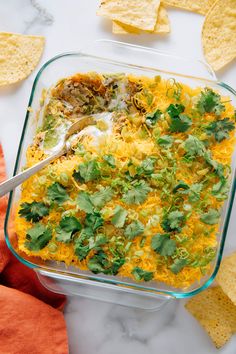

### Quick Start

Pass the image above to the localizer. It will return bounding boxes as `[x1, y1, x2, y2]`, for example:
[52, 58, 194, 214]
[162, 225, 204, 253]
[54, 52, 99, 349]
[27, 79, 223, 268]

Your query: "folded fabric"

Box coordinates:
[0, 144, 69, 354]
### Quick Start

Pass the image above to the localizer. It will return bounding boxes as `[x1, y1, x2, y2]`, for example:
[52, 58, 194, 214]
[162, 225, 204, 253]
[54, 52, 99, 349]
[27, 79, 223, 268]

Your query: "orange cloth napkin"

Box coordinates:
[0, 145, 69, 354]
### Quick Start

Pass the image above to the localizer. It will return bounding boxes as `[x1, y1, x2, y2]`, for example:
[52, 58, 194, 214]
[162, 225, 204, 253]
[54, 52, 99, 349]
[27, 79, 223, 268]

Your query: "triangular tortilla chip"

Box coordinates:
[185, 286, 236, 348]
[202, 0, 236, 71]
[112, 6, 170, 34]
[0, 32, 45, 86]
[163, 0, 214, 15]
[216, 252, 236, 306]
[97, 0, 160, 31]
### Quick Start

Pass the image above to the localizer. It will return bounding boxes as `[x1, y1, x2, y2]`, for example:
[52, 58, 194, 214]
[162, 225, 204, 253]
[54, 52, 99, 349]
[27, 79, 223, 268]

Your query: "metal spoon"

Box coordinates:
[0, 116, 96, 197]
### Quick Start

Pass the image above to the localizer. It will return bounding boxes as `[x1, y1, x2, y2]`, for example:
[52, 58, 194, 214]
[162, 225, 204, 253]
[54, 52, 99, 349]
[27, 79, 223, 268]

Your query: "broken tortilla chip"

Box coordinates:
[97, 0, 161, 31]
[216, 252, 236, 306]
[202, 0, 236, 71]
[163, 0, 215, 15]
[0, 32, 45, 86]
[185, 286, 236, 348]
[112, 5, 170, 34]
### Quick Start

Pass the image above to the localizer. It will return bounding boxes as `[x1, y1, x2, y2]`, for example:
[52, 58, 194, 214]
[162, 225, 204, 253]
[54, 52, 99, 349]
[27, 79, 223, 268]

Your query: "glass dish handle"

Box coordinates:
[36, 270, 173, 311]
[81, 39, 217, 82]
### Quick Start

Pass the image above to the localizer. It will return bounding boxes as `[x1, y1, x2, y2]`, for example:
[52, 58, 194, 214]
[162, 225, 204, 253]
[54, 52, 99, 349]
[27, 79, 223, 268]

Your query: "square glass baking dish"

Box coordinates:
[4, 40, 236, 310]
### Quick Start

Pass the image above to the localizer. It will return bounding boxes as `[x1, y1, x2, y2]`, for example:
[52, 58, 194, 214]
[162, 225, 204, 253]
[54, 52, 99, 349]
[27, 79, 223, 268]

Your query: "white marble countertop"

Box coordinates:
[0, 1, 236, 353]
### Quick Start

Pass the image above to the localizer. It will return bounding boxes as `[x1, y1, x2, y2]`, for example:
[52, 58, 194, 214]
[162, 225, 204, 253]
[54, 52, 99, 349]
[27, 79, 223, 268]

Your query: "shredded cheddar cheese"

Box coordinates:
[15, 72, 236, 289]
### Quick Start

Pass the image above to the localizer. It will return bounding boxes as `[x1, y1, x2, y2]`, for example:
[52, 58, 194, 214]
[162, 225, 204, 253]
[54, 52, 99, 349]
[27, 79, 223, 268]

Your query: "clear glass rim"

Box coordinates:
[4, 44, 236, 299]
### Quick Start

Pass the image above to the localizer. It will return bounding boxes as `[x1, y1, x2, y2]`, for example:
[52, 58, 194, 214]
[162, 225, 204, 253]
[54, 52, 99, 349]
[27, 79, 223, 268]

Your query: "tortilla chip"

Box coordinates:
[163, 0, 214, 15]
[112, 5, 170, 34]
[185, 287, 236, 348]
[216, 252, 236, 306]
[202, 0, 236, 71]
[97, 0, 161, 31]
[0, 32, 45, 86]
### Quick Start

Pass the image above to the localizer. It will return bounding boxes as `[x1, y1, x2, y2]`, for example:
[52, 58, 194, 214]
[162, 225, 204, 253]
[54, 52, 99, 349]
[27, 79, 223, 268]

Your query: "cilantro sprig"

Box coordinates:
[183, 135, 224, 177]
[170, 258, 187, 274]
[200, 208, 220, 225]
[124, 220, 144, 240]
[167, 104, 192, 132]
[90, 187, 113, 209]
[25, 223, 52, 251]
[56, 216, 82, 243]
[137, 157, 156, 176]
[111, 206, 127, 228]
[205, 118, 234, 142]
[19, 202, 49, 222]
[122, 180, 151, 205]
[77, 188, 113, 213]
[85, 213, 104, 231]
[73, 160, 100, 183]
[161, 210, 185, 232]
[88, 251, 125, 275]
[151, 233, 176, 256]
[47, 182, 69, 204]
[196, 88, 225, 116]
[132, 267, 154, 281]
[157, 135, 174, 148]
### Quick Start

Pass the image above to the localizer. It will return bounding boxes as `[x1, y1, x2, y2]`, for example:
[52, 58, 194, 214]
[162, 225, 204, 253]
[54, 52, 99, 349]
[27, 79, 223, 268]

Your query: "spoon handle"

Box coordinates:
[0, 148, 64, 198]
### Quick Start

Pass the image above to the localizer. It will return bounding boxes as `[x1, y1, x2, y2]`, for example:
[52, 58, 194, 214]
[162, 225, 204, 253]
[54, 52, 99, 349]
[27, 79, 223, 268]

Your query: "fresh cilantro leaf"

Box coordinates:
[88, 251, 109, 274]
[106, 257, 125, 275]
[132, 267, 154, 281]
[85, 213, 103, 231]
[205, 118, 235, 142]
[145, 109, 162, 127]
[90, 187, 113, 209]
[89, 233, 108, 250]
[19, 202, 49, 222]
[188, 183, 203, 202]
[157, 135, 174, 148]
[111, 177, 130, 191]
[203, 150, 224, 177]
[183, 135, 206, 156]
[170, 258, 187, 274]
[111, 206, 128, 228]
[122, 180, 151, 205]
[173, 181, 202, 202]
[25, 223, 52, 251]
[173, 181, 189, 193]
[103, 154, 116, 168]
[137, 157, 156, 176]
[183, 136, 223, 177]
[47, 182, 69, 204]
[167, 103, 185, 118]
[56, 216, 82, 243]
[170, 114, 192, 133]
[200, 208, 220, 225]
[74, 227, 94, 260]
[151, 233, 176, 256]
[88, 250, 125, 275]
[73, 160, 100, 183]
[161, 210, 185, 232]
[77, 191, 94, 214]
[166, 103, 191, 133]
[196, 88, 225, 116]
[74, 241, 90, 261]
[124, 220, 144, 240]
[212, 178, 229, 201]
